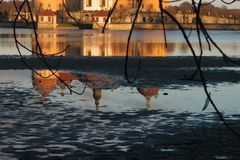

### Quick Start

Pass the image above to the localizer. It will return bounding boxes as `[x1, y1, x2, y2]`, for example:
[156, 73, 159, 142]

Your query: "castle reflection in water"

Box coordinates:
[32, 70, 160, 110]
[31, 31, 175, 57]
[31, 31, 164, 110]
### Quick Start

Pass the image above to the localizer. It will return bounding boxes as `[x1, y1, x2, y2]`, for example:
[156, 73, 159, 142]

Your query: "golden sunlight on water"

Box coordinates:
[1, 29, 239, 56]
[32, 32, 172, 57]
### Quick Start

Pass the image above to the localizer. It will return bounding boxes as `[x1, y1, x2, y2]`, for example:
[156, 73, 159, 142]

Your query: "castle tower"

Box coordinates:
[32, 70, 78, 97]
[112, 0, 168, 10]
[141, 0, 168, 12]
[114, 0, 137, 8]
[93, 88, 102, 110]
[32, 70, 59, 97]
[34, 0, 65, 11]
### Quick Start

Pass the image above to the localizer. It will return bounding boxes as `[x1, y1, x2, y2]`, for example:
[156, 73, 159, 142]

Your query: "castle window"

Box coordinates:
[86, 0, 92, 7]
[99, 0, 105, 7]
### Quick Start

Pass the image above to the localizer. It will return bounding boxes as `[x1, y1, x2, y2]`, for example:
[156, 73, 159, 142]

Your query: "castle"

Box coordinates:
[33, 0, 168, 28]
[33, 0, 168, 12]
[33, 0, 65, 11]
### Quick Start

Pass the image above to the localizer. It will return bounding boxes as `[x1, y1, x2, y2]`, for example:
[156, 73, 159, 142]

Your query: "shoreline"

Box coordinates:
[1, 56, 240, 85]
[0, 22, 240, 30]
[94, 23, 240, 31]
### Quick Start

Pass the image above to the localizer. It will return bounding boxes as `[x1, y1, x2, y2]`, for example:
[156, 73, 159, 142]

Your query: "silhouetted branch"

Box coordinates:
[13, 0, 86, 96]
[7, 0, 240, 139]
[160, 1, 240, 139]
[101, 0, 119, 33]
[62, 0, 80, 25]
[124, 0, 143, 83]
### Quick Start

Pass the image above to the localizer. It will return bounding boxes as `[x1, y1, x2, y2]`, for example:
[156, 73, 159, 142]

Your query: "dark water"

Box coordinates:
[0, 70, 240, 159]
[0, 28, 239, 57]
[1, 28, 240, 159]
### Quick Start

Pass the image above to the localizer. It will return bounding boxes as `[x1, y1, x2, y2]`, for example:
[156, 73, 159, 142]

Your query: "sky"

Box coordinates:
[5, 0, 240, 9]
[171, 0, 240, 9]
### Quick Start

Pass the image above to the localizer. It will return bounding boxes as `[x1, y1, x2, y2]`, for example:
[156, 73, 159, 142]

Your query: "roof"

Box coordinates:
[59, 72, 78, 81]
[137, 88, 160, 97]
[38, 9, 56, 16]
[79, 73, 119, 89]
[33, 71, 78, 97]
[93, 11, 109, 17]
[33, 78, 58, 97]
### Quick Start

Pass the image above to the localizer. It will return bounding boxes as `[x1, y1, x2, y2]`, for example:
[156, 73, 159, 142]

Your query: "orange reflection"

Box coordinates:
[32, 70, 78, 97]
[81, 34, 171, 57]
[32, 32, 174, 57]
[32, 34, 67, 56]
[78, 73, 119, 110]
[137, 87, 160, 110]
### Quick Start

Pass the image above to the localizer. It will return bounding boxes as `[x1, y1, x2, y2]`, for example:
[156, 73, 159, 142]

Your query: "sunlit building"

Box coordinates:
[83, 0, 112, 11]
[141, 0, 168, 11]
[38, 10, 57, 28]
[33, 0, 65, 12]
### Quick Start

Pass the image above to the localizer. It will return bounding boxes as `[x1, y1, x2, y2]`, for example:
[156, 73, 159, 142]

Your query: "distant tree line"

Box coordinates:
[167, 1, 240, 19]
[0, 1, 239, 23]
[0, 1, 33, 21]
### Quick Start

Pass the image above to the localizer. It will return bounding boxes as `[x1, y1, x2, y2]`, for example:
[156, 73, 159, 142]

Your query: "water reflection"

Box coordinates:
[32, 34, 67, 56]
[32, 70, 78, 97]
[78, 73, 120, 110]
[32, 31, 171, 57]
[1, 29, 239, 56]
[1, 69, 240, 159]
[137, 88, 160, 110]
[32, 70, 161, 110]
[32, 70, 120, 110]
[0, 33, 32, 55]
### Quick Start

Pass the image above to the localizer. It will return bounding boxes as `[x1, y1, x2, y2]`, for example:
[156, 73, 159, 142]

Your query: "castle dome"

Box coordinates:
[34, 0, 65, 11]
[137, 88, 160, 98]
[33, 77, 58, 97]
[137, 87, 160, 110]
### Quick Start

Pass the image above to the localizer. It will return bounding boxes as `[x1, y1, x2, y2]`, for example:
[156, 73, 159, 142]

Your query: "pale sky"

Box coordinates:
[171, 0, 240, 9]
[5, 0, 240, 9]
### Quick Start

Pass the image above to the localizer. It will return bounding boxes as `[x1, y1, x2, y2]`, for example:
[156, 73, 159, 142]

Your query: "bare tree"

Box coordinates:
[1, 0, 239, 140]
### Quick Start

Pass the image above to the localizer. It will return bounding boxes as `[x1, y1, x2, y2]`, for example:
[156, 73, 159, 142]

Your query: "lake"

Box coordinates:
[0, 28, 240, 159]
[0, 28, 239, 57]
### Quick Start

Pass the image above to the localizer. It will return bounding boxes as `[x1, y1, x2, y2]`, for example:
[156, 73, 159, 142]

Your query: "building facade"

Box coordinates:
[83, 0, 113, 11]
[33, 0, 65, 12]
[33, 0, 168, 13]
[141, 0, 168, 12]
[33, 0, 169, 25]
[82, 0, 168, 11]
[38, 10, 57, 28]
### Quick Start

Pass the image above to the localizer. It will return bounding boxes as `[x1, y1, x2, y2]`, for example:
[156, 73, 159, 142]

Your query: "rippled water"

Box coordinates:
[0, 25, 240, 160]
[0, 70, 240, 159]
